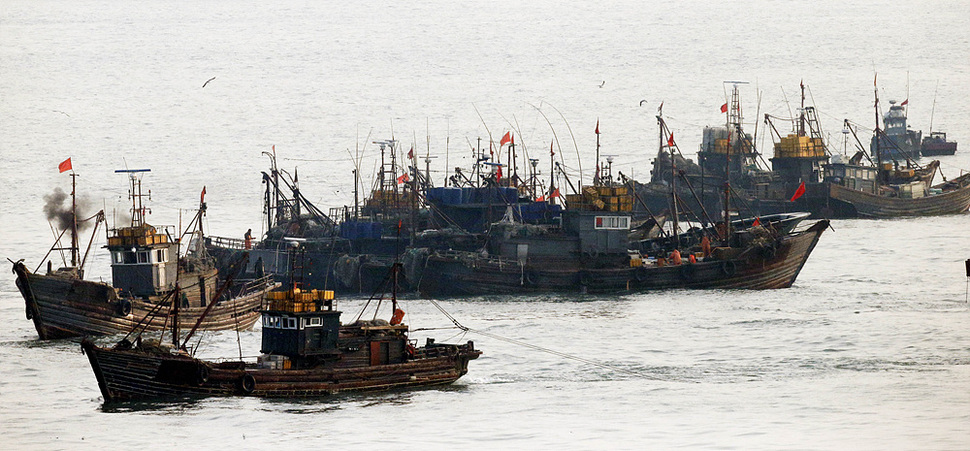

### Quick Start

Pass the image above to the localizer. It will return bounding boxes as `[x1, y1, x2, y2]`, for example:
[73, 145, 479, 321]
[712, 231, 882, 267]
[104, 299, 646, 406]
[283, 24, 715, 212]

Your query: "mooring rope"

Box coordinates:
[425, 298, 665, 380]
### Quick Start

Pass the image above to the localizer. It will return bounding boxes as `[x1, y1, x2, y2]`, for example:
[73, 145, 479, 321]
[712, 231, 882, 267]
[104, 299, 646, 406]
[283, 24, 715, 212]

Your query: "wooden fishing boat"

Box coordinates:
[12, 169, 273, 339]
[81, 246, 480, 403]
[414, 216, 828, 296]
[826, 171, 970, 218]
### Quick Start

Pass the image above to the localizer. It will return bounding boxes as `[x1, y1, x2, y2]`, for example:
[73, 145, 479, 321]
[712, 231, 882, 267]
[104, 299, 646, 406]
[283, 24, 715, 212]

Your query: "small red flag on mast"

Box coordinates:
[595, 120, 600, 135]
[667, 133, 675, 148]
[58, 158, 72, 173]
[901, 99, 909, 106]
[720, 102, 728, 113]
[500, 132, 511, 147]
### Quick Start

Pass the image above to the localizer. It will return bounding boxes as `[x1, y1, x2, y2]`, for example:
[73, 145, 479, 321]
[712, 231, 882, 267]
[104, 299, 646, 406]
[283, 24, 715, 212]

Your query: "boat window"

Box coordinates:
[309, 317, 322, 327]
[124, 252, 137, 264]
[138, 251, 149, 263]
[595, 216, 630, 230]
[285, 318, 297, 329]
[155, 249, 166, 262]
[113, 252, 124, 264]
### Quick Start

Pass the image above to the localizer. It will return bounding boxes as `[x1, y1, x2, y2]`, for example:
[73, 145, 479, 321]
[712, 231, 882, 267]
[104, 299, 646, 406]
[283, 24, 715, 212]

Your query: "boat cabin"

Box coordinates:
[106, 224, 179, 297]
[261, 289, 340, 358]
[822, 155, 879, 194]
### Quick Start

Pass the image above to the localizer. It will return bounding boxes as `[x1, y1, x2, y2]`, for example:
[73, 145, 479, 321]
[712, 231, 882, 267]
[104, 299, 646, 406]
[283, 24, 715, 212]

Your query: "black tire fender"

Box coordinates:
[117, 299, 132, 316]
[721, 260, 737, 276]
[579, 271, 594, 286]
[634, 266, 648, 282]
[239, 374, 256, 394]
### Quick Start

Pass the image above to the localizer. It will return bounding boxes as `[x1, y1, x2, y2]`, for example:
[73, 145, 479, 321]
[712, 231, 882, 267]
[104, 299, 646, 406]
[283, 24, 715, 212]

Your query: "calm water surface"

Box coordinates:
[2, 1, 969, 449]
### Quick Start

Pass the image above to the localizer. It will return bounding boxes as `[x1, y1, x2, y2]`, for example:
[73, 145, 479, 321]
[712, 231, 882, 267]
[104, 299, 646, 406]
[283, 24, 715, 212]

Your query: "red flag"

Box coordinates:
[550, 141, 554, 157]
[551, 188, 561, 198]
[500, 132, 511, 147]
[667, 133, 675, 148]
[496, 165, 502, 181]
[720, 102, 728, 113]
[752, 217, 761, 227]
[536, 195, 546, 202]
[397, 173, 409, 184]
[58, 158, 72, 173]
[511, 134, 515, 145]
[901, 99, 909, 106]
[790, 181, 806, 202]
[407, 146, 414, 160]
[200, 186, 206, 203]
[595, 120, 600, 135]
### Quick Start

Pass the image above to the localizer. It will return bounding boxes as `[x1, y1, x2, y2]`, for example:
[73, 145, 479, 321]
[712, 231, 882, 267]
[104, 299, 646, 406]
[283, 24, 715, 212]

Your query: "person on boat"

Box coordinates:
[244, 229, 252, 250]
[701, 236, 711, 257]
[670, 249, 683, 265]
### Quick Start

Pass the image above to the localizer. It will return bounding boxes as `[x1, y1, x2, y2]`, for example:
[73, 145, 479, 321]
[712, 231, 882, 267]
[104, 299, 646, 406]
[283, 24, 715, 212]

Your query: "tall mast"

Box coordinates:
[659, 115, 679, 246]
[70, 172, 79, 267]
[874, 75, 882, 170]
[798, 81, 806, 136]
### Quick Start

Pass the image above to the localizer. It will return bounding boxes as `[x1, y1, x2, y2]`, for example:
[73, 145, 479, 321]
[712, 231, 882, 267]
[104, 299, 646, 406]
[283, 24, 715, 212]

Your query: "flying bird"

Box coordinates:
[639, 99, 648, 106]
[599, 81, 606, 88]
[202, 77, 216, 88]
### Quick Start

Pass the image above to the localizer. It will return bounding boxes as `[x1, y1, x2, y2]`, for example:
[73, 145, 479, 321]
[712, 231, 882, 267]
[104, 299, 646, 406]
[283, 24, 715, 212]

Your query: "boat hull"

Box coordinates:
[12, 262, 271, 339]
[416, 220, 829, 296]
[81, 340, 480, 402]
[828, 181, 970, 218]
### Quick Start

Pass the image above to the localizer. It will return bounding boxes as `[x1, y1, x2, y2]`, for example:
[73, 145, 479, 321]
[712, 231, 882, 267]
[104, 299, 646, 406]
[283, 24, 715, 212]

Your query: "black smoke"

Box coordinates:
[43, 187, 94, 232]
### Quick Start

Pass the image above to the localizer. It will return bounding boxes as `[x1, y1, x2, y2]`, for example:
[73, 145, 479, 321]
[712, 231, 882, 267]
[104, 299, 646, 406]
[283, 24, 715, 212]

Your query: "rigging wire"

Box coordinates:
[424, 298, 665, 380]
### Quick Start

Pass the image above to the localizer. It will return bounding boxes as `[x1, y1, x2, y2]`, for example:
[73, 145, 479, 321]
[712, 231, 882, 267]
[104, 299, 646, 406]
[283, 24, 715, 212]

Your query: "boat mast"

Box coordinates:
[874, 75, 882, 177]
[659, 114, 679, 245]
[70, 172, 79, 267]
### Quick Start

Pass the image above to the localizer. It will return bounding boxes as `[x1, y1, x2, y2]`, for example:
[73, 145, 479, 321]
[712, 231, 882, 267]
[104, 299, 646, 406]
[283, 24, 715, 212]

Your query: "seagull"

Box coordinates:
[639, 99, 648, 106]
[599, 81, 606, 88]
[202, 77, 216, 88]
[52, 110, 71, 117]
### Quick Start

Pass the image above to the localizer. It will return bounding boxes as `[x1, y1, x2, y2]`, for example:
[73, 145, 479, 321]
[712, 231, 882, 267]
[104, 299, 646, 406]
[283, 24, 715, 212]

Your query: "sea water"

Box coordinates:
[1, 1, 969, 449]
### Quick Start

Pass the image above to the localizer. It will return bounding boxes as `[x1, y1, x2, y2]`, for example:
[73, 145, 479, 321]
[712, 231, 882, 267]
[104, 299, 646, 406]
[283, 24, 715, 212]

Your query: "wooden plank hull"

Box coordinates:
[81, 339, 480, 402]
[828, 182, 970, 218]
[12, 262, 271, 339]
[416, 220, 829, 296]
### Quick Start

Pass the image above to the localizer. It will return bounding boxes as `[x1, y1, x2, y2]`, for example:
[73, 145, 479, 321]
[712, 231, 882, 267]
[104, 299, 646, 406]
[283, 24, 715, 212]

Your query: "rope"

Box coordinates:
[425, 298, 664, 380]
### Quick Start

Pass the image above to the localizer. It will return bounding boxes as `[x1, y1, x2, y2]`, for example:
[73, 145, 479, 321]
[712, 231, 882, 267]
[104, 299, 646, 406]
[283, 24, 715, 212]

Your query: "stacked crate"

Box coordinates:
[265, 289, 335, 313]
[565, 185, 633, 212]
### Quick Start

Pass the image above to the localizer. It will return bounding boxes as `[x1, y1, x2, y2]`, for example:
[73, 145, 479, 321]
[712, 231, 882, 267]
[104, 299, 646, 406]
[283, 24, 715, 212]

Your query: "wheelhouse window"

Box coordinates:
[137, 251, 149, 263]
[123, 252, 137, 264]
[594, 216, 630, 230]
[113, 252, 124, 264]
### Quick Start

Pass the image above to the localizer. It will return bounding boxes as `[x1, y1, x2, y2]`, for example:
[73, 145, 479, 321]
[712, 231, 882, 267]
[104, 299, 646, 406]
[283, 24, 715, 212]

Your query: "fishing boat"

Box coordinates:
[743, 82, 970, 218]
[12, 168, 272, 340]
[870, 100, 921, 161]
[920, 132, 957, 157]
[410, 178, 829, 296]
[80, 242, 481, 403]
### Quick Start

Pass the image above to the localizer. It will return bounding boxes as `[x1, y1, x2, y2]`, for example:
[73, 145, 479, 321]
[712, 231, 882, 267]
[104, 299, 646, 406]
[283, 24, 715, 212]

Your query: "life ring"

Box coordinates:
[720, 260, 737, 276]
[196, 364, 210, 386]
[239, 374, 256, 394]
[117, 299, 132, 316]
[579, 271, 594, 286]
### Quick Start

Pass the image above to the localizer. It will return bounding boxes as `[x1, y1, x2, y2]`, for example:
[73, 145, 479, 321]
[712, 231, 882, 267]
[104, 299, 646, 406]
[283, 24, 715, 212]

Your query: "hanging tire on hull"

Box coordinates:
[720, 260, 737, 277]
[239, 374, 256, 394]
[117, 299, 132, 316]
